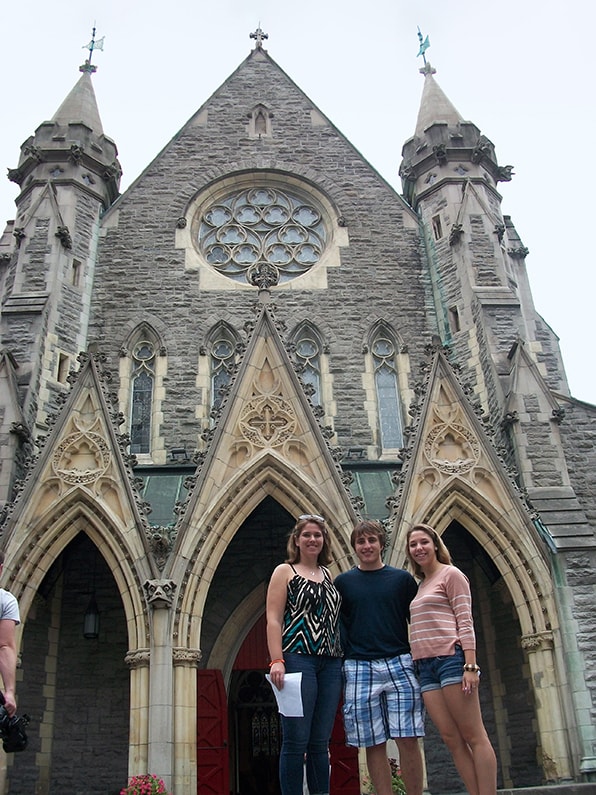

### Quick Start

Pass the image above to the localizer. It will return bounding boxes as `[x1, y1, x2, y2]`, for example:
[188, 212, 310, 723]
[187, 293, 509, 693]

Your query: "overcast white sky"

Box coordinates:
[1, 0, 593, 403]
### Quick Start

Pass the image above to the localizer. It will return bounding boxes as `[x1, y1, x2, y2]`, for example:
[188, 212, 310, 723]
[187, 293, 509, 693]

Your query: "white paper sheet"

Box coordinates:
[266, 671, 303, 717]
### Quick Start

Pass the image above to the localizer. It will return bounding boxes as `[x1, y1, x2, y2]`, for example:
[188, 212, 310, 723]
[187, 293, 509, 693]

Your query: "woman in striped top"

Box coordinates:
[406, 524, 496, 795]
[266, 514, 343, 795]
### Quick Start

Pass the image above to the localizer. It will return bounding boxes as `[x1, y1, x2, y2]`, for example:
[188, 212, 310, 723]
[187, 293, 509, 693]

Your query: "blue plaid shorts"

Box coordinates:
[342, 654, 425, 747]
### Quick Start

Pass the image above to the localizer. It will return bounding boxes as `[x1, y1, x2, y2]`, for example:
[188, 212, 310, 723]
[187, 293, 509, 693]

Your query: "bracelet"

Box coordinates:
[269, 659, 285, 667]
[463, 663, 480, 672]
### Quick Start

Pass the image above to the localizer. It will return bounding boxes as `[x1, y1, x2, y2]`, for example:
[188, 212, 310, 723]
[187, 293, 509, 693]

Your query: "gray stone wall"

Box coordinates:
[90, 52, 431, 455]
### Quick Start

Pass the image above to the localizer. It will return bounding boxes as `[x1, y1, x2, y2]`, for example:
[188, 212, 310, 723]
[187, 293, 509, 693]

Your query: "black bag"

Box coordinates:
[0, 691, 29, 753]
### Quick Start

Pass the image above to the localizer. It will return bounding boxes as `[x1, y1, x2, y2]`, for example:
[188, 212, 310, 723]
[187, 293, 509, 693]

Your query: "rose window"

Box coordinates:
[198, 187, 327, 285]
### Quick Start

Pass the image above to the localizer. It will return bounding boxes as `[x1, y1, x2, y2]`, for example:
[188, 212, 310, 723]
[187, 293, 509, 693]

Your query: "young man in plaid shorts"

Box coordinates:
[335, 521, 424, 795]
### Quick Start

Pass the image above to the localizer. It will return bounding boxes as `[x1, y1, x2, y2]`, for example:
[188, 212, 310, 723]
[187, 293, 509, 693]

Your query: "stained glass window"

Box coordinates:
[130, 341, 155, 454]
[372, 335, 403, 450]
[199, 187, 327, 284]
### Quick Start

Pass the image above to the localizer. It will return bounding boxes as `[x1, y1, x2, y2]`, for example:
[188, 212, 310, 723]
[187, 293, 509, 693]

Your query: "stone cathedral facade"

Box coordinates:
[0, 30, 595, 795]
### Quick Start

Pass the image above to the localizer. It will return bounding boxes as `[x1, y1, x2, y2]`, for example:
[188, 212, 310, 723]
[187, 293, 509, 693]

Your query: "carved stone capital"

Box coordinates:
[173, 647, 202, 667]
[144, 578, 177, 608]
[521, 630, 554, 652]
[125, 648, 150, 669]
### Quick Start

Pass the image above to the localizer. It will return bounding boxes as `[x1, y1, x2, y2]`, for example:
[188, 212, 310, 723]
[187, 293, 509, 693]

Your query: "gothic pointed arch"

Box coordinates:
[364, 320, 407, 457]
[0, 354, 161, 648]
[204, 321, 242, 414]
[289, 320, 325, 407]
[388, 349, 576, 782]
[119, 321, 167, 460]
[247, 103, 273, 138]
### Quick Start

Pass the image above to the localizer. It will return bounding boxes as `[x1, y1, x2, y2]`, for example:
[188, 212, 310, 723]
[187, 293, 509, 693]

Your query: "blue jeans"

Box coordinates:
[279, 651, 343, 795]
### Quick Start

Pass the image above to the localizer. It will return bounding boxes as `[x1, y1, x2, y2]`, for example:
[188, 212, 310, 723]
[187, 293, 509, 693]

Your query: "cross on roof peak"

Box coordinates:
[250, 26, 269, 50]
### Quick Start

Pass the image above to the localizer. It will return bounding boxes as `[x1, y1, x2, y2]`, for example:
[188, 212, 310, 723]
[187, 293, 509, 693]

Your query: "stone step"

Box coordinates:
[432, 786, 595, 795]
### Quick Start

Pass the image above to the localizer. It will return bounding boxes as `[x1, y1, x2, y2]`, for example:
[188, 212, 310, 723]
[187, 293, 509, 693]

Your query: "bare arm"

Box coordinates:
[0, 619, 18, 716]
[266, 564, 291, 689]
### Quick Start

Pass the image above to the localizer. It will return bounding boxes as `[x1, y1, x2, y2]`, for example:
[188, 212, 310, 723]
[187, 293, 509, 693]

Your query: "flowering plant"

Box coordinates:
[361, 758, 406, 794]
[120, 774, 171, 795]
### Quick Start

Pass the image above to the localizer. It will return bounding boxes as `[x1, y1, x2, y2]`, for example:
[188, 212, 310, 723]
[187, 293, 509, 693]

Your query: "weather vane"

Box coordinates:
[250, 25, 268, 50]
[81, 25, 105, 73]
[417, 27, 430, 66]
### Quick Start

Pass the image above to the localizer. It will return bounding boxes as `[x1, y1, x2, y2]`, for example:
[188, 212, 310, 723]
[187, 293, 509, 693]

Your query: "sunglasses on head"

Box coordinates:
[298, 514, 326, 524]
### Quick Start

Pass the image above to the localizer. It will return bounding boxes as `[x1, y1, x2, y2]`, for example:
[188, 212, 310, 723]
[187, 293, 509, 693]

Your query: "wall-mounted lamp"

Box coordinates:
[168, 446, 190, 463]
[83, 594, 100, 639]
[345, 446, 365, 460]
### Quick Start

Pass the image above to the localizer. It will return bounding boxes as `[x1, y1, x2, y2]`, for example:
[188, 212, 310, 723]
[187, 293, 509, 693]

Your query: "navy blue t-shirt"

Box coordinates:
[334, 565, 418, 660]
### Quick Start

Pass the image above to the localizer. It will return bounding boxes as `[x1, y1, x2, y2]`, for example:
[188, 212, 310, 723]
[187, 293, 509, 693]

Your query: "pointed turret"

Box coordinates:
[8, 59, 120, 208]
[0, 46, 122, 454]
[400, 62, 511, 209]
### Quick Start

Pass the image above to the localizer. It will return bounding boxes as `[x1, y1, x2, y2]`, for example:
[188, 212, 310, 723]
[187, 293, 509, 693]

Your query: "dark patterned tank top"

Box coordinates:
[282, 567, 342, 657]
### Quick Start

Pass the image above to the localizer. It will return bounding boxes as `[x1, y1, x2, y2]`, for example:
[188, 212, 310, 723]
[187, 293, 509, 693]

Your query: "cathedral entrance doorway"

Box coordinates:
[230, 669, 281, 795]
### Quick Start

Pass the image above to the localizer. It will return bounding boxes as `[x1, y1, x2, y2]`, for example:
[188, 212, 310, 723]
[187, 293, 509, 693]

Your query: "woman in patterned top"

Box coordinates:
[266, 514, 342, 795]
[406, 524, 497, 795]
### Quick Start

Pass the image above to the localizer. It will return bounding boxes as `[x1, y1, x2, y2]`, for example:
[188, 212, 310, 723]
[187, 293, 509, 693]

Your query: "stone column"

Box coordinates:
[173, 647, 202, 793]
[144, 578, 177, 791]
[522, 631, 571, 781]
[124, 648, 150, 774]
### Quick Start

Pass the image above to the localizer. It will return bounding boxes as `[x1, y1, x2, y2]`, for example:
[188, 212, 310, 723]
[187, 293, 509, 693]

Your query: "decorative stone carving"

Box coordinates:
[176, 217, 187, 229]
[521, 631, 554, 651]
[124, 649, 150, 669]
[144, 578, 177, 608]
[471, 135, 492, 164]
[500, 411, 519, 429]
[147, 524, 176, 571]
[433, 144, 447, 165]
[173, 647, 202, 667]
[23, 144, 43, 162]
[13, 227, 25, 247]
[69, 144, 84, 163]
[7, 167, 23, 185]
[551, 407, 565, 425]
[52, 431, 111, 484]
[497, 165, 514, 182]
[494, 224, 505, 243]
[424, 422, 480, 474]
[55, 225, 72, 250]
[239, 393, 296, 448]
[449, 224, 464, 246]
[508, 246, 529, 259]
[247, 261, 280, 290]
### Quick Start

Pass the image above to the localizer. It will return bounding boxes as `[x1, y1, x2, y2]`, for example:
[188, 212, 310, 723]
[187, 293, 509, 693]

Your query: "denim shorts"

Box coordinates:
[415, 645, 465, 693]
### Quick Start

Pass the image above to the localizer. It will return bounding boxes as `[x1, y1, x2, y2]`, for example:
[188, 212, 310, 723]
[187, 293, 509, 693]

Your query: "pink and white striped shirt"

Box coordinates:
[409, 565, 476, 660]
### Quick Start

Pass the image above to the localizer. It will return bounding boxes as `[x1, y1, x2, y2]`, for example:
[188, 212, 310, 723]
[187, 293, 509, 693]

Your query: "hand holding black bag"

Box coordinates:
[0, 691, 29, 752]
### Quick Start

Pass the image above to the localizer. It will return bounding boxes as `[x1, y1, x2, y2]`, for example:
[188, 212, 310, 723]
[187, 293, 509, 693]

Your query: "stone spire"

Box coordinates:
[414, 63, 464, 137]
[8, 45, 121, 208]
[51, 70, 105, 135]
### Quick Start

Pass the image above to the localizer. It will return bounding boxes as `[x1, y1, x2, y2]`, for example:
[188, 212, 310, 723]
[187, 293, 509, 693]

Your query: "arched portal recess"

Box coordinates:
[417, 520, 542, 793]
[8, 532, 130, 795]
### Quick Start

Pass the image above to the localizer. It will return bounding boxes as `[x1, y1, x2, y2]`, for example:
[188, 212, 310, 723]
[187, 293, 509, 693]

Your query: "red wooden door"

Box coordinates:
[197, 669, 229, 795]
[329, 702, 360, 795]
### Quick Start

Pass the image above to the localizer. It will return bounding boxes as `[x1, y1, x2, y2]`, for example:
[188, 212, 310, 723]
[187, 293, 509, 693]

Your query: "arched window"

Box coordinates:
[371, 331, 403, 451]
[209, 325, 239, 412]
[292, 323, 323, 406]
[130, 340, 156, 454]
